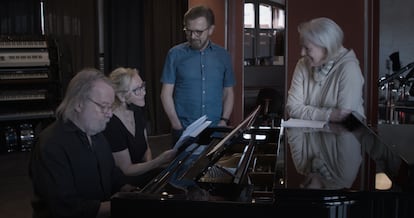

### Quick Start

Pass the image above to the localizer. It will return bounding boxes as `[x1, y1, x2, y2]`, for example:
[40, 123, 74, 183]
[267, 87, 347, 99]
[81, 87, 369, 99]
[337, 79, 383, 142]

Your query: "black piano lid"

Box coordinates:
[377, 123, 414, 166]
[140, 105, 263, 194]
[280, 112, 413, 193]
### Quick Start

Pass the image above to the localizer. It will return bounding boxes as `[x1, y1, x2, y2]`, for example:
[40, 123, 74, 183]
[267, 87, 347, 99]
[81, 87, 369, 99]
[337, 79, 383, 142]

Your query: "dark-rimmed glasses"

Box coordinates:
[87, 98, 113, 114]
[132, 82, 146, 95]
[183, 26, 209, 37]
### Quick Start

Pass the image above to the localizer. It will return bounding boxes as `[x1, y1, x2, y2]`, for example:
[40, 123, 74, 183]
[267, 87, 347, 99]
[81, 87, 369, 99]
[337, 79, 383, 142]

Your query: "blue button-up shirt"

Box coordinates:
[161, 41, 235, 128]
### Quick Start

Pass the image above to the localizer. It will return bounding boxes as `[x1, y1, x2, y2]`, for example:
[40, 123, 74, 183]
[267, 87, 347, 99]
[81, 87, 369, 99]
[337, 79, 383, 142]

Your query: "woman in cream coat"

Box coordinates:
[286, 17, 365, 122]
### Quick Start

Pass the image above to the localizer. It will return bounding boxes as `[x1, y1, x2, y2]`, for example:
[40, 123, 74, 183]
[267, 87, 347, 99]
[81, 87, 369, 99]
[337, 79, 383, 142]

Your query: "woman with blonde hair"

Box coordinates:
[103, 67, 176, 187]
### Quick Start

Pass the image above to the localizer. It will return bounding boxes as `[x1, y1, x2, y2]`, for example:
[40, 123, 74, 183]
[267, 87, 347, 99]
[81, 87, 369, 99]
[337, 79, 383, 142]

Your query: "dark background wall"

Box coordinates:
[3, 0, 407, 132]
[0, 0, 188, 135]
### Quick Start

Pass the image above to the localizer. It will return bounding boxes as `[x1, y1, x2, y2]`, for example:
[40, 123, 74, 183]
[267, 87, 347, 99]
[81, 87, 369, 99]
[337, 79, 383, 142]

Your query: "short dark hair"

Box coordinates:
[184, 5, 215, 26]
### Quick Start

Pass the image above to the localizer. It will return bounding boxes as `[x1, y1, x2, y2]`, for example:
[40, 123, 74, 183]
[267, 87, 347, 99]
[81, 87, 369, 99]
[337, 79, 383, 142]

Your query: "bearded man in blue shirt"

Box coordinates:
[160, 5, 236, 146]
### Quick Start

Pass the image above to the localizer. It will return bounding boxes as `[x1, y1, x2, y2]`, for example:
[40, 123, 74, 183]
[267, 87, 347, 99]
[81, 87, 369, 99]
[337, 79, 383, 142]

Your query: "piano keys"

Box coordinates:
[0, 67, 50, 81]
[0, 90, 47, 101]
[0, 71, 48, 80]
[0, 40, 48, 49]
[0, 36, 51, 68]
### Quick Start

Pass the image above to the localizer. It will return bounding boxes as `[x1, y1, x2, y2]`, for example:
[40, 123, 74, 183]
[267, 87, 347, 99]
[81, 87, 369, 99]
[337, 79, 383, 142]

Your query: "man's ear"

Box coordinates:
[208, 25, 215, 35]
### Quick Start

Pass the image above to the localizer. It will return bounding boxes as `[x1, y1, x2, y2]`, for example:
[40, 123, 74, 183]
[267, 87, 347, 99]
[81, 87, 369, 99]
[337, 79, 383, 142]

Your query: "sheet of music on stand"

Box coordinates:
[173, 115, 212, 150]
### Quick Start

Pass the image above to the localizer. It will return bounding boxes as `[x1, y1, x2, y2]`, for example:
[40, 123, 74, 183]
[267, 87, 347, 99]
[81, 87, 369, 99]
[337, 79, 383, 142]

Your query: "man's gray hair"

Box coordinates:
[56, 68, 112, 122]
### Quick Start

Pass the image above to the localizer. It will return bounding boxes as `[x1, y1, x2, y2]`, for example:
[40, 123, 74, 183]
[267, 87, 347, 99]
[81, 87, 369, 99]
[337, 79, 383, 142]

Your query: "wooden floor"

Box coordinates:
[0, 134, 172, 217]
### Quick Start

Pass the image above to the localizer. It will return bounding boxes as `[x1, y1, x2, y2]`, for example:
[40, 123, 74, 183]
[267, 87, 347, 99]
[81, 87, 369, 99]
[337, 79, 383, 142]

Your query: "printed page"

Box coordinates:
[281, 118, 327, 128]
[173, 115, 212, 150]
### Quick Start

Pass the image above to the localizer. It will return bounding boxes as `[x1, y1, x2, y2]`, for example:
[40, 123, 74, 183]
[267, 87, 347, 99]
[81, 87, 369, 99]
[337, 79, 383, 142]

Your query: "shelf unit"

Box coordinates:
[0, 35, 63, 153]
[243, 0, 285, 118]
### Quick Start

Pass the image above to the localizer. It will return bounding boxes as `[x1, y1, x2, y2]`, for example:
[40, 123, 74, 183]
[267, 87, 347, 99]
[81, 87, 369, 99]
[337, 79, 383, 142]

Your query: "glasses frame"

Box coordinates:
[87, 98, 113, 114]
[183, 26, 210, 37]
[132, 81, 146, 95]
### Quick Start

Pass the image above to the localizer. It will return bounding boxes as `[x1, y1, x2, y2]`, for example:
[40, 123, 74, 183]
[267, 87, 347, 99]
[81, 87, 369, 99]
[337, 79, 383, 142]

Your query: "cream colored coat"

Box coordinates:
[286, 48, 365, 121]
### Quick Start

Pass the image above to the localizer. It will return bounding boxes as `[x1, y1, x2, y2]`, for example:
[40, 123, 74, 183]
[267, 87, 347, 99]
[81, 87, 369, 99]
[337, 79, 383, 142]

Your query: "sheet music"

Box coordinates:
[281, 118, 327, 128]
[173, 115, 212, 150]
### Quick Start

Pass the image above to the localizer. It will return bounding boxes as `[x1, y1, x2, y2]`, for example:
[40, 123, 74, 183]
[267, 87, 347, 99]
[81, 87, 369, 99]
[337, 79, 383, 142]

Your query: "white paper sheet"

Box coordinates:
[173, 115, 212, 150]
[281, 118, 327, 128]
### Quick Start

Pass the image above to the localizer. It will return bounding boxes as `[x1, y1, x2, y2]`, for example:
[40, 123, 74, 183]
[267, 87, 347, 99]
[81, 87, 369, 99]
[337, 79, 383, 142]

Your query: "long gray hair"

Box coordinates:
[56, 68, 112, 122]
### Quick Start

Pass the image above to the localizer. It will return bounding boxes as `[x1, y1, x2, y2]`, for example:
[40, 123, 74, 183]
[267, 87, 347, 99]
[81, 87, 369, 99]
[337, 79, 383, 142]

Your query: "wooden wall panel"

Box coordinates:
[188, 0, 225, 47]
[188, 0, 244, 124]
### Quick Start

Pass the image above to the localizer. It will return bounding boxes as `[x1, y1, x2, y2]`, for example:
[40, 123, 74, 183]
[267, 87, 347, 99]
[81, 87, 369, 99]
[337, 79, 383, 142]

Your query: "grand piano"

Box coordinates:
[111, 108, 414, 217]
